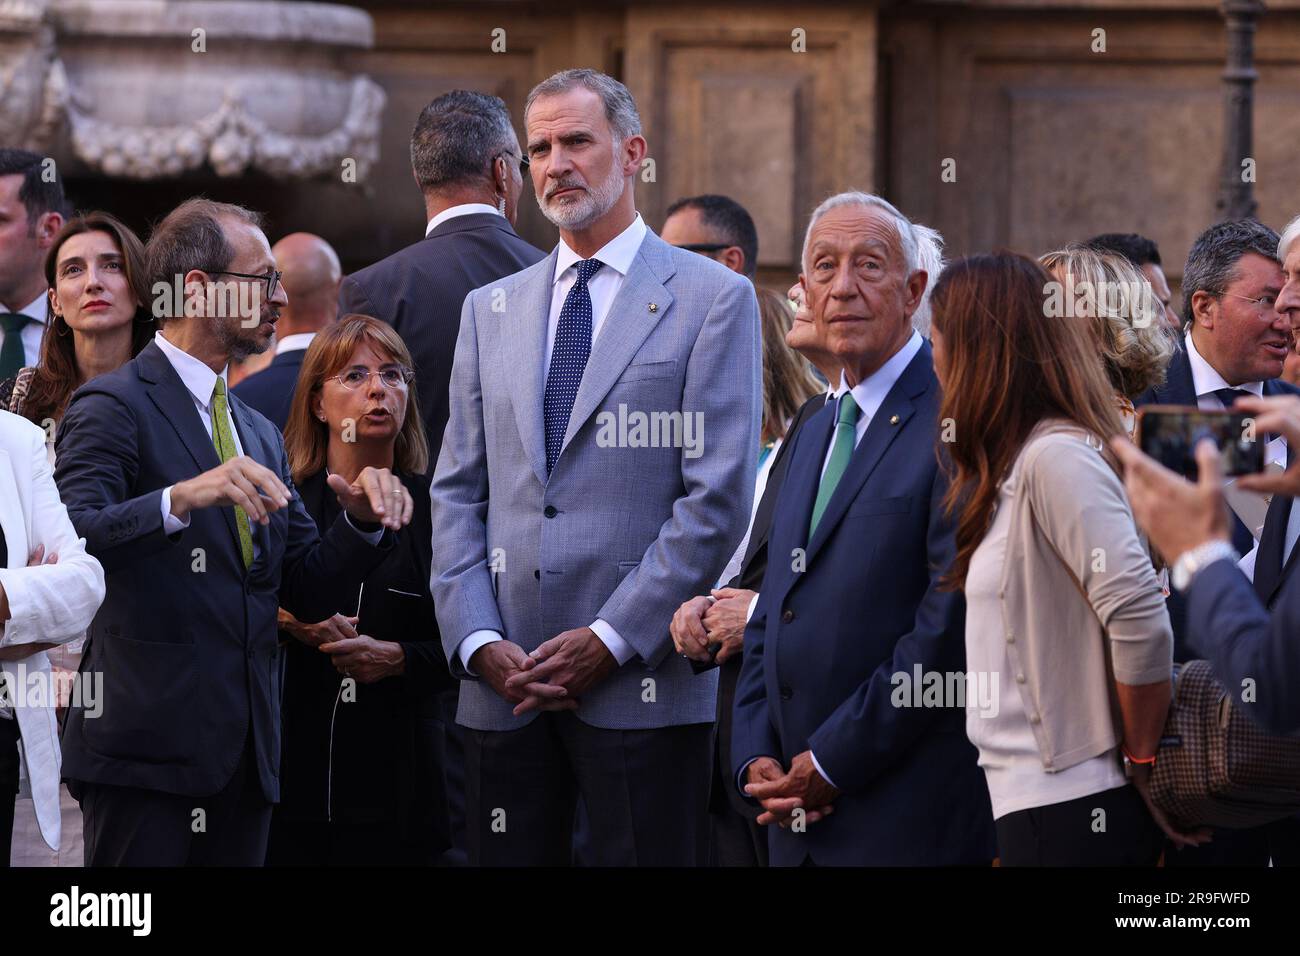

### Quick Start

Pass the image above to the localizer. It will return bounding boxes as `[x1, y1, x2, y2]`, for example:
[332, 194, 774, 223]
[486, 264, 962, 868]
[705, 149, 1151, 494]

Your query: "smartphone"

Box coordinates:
[1136, 405, 1265, 479]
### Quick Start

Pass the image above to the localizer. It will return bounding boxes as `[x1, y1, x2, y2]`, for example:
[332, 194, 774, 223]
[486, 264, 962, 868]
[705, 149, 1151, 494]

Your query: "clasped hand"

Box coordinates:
[474, 627, 617, 716]
[744, 752, 839, 829]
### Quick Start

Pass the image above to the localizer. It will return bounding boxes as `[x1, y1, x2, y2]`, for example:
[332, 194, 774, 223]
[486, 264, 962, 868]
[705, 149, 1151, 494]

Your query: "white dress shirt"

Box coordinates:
[0, 291, 48, 369]
[425, 203, 502, 237]
[821, 331, 924, 480]
[456, 213, 649, 673]
[274, 332, 316, 355]
[1186, 332, 1299, 565]
[153, 331, 381, 549]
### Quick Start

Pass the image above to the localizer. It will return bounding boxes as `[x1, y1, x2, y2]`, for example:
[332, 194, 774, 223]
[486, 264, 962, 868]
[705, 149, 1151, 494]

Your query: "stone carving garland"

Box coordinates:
[3, 0, 385, 181]
[67, 75, 384, 180]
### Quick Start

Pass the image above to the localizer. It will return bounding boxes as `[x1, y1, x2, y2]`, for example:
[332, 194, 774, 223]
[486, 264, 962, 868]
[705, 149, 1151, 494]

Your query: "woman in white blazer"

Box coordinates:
[0, 409, 105, 864]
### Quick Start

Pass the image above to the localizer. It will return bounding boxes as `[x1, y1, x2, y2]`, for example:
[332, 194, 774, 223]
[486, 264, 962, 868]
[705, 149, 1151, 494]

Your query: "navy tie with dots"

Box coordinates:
[543, 258, 603, 474]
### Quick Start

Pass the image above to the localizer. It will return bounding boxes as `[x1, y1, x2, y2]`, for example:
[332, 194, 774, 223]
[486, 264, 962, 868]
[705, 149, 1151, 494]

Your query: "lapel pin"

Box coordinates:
[889, 414, 900, 425]
[648, 302, 658, 313]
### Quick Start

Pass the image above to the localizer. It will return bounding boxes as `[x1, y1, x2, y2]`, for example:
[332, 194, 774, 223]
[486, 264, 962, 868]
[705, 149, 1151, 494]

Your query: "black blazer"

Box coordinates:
[710, 391, 827, 820]
[276, 469, 452, 859]
[1135, 344, 1300, 656]
[54, 340, 394, 801]
[337, 213, 547, 474]
[232, 348, 306, 433]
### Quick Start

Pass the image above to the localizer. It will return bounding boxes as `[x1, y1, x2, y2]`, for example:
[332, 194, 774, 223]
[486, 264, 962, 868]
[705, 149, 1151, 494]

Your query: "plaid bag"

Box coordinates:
[1150, 660, 1300, 829]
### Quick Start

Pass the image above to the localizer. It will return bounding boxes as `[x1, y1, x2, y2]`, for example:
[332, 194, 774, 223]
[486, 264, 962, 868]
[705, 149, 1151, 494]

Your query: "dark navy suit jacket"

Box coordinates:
[338, 213, 546, 474]
[1135, 343, 1300, 656]
[232, 347, 306, 433]
[55, 340, 394, 801]
[731, 341, 995, 866]
[1187, 558, 1300, 735]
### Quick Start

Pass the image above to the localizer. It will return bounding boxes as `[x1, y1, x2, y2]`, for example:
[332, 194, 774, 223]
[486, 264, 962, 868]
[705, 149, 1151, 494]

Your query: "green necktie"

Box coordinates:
[809, 393, 860, 538]
[210, 378, 255, 569]
[0, 314, 31, 381]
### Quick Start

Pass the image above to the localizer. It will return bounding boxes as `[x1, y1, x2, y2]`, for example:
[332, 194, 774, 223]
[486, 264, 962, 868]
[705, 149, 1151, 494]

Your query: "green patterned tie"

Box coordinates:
[210, 378, 255, 569]
[809, 393, 860, 538]
[0, 314, 31, 381]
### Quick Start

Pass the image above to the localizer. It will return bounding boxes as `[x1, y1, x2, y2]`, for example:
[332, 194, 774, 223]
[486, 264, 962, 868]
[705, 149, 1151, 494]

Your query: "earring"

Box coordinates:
[497, 193, 506, 216]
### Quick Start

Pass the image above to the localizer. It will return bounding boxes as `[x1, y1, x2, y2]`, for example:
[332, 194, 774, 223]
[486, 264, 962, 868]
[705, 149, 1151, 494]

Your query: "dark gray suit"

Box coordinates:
[338, 212, 546, 475]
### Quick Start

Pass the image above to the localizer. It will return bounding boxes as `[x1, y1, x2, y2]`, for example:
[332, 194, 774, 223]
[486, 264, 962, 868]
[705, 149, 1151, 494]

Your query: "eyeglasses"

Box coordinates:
[331, 364, 413, 390]
[674, 243, 732, 254]
[1214, 289, 1279, 311]
[204, 269, 282, 300]
[495, 152, 529, 177]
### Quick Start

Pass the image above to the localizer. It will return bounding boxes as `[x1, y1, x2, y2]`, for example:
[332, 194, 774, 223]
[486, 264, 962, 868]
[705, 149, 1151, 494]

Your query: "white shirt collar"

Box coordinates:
[553, 213, 647, 285]
[1185, 331, 1264, 398]
[838, 330, 924, 422]
[425, 203, 502, 237]
[2, 290, 49, 324]
[154, 330, 227, 409]
[275, 332, 316, 355]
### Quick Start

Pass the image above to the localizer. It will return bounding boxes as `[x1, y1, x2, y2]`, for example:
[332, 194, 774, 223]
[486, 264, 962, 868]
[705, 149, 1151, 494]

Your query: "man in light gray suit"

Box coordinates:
[429, 68, 760, 866]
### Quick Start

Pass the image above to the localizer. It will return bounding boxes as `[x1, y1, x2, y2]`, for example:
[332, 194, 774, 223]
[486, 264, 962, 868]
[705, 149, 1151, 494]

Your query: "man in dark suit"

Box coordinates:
[1135, 220, 1299, 618]
[55, 199, 414, 866]
[337, 90, 546, 473]
[670, 274, 838, 867]
[233, 233, 341, 431]
[730, 193, 994, 866]
[337, 90, 545, 863]
[1132, 216, 1300, 866]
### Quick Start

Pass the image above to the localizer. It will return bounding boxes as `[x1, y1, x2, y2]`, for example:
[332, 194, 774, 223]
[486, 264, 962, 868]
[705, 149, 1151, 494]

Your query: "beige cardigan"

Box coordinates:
[995, 418, 1173, 773]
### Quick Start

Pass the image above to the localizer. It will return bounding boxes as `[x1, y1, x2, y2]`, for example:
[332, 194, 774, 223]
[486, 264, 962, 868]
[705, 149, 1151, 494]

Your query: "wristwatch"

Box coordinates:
[1170, 540, 1239, 591]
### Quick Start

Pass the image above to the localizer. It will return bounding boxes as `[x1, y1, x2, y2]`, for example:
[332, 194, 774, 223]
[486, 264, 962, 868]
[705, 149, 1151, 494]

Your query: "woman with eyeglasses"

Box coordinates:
[268, 314, 454, 865]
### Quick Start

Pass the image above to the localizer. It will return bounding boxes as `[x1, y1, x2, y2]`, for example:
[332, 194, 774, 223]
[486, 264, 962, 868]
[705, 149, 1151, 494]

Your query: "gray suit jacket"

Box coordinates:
[429, 226, 760, 731]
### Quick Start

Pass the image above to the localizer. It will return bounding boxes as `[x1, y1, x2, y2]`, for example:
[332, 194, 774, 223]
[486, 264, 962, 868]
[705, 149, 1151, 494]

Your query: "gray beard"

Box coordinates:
[538, 164, 626, 231]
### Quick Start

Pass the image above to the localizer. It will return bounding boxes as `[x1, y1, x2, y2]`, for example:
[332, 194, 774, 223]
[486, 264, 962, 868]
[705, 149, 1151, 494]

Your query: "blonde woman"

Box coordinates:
[1040, 244, 1177, 437]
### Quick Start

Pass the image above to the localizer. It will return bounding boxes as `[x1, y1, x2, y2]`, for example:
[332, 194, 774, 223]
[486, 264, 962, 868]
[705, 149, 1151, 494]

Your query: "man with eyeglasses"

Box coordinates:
[53, 198, 414, 866]
[660, 194, 758, 279]
[234, 233, 343, 430]
[1133, 216, 1300, 868]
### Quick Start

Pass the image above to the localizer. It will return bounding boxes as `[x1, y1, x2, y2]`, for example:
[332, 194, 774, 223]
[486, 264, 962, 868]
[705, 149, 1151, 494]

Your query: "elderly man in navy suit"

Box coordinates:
[731, 192, 994, 866]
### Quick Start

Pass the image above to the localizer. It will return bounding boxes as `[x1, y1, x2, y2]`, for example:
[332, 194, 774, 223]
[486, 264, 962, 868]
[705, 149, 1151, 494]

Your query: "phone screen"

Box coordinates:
[1137, 405, 1266, 479]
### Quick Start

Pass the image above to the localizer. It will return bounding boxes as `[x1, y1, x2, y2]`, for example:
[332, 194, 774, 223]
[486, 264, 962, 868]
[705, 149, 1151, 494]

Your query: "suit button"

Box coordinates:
[534, 569, 540, 580]
[544, 505, 557, 518]
[779, 686, 793, 700]
[781, 609, 794, 623]
[1015, 673, 1026, 684]
[247, 646, 254, 660]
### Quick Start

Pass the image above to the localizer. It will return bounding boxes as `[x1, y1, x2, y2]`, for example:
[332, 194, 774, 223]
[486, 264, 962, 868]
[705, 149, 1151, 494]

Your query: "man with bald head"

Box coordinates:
[234, 232, 342, 431]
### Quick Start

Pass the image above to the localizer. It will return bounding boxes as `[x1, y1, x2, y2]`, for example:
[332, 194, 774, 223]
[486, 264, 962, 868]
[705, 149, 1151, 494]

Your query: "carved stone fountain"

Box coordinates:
[1, 0, 385, 180]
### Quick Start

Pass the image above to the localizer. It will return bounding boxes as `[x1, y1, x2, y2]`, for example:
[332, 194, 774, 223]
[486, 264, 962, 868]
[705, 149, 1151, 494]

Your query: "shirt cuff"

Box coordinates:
[343, 511, 385, 544]
[161, 486, 190, 534]
[810, 751, 838, 790]
[456, 630, 502, 675]
[745, 592, 760, 623]
[590, 618, 636, 666]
